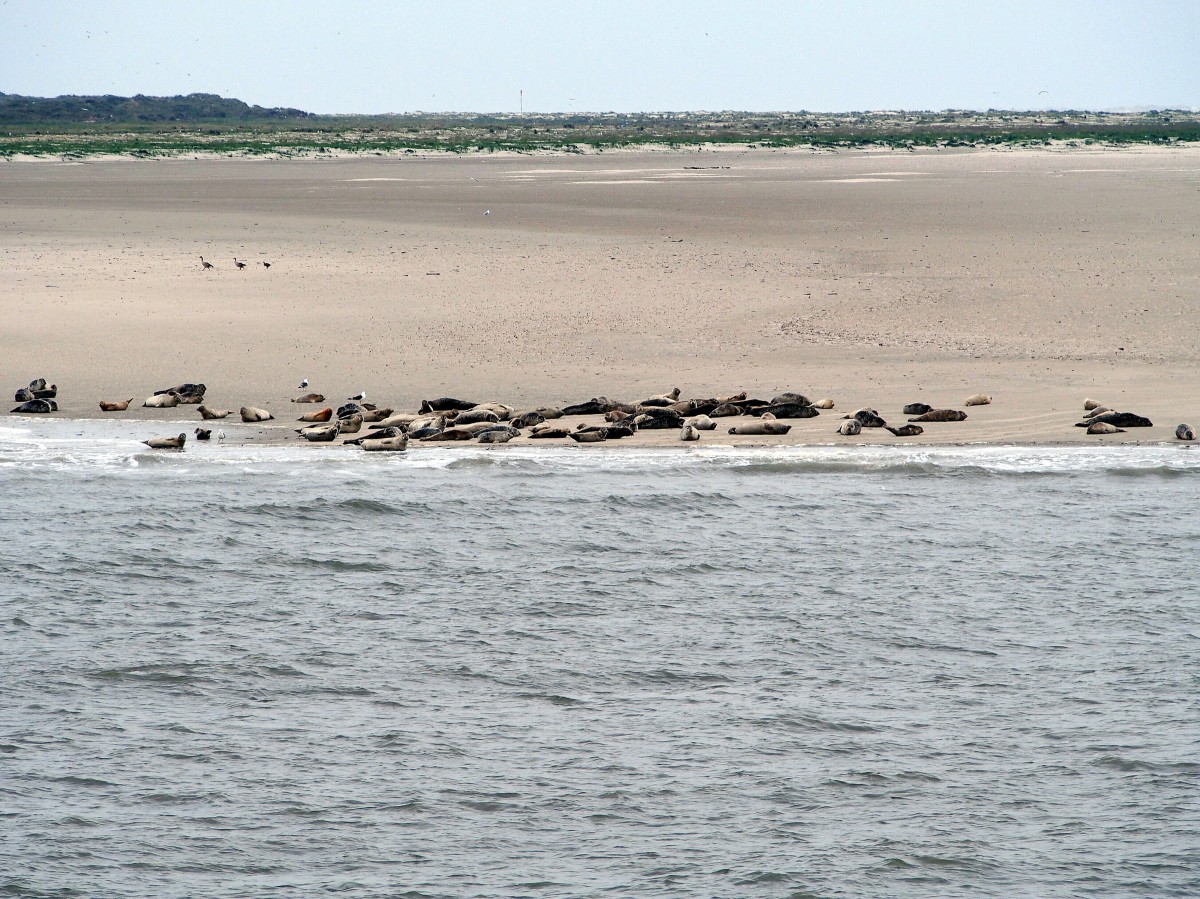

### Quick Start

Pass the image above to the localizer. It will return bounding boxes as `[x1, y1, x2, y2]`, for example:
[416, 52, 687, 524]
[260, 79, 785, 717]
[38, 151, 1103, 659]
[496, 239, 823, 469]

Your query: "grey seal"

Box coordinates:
[1075, 411, 1151, 428]
[902, 402, 931, 416]
[1086, 421, 1125, 435]
[528, 426, 572, 439]
[909, 409, 968, 422]
[836, 420, 862, 436]
[770, 392, 810, 407]
[849, 409, 887, 428]
[1176, 424, 1196, 440]
[419, 397, 477, 413]
[762, 403, 819, 419]
[11, 399, 57, 413]
[143, 433, 186, 449]
[569, 429, 607, 443]
[885, 424, 924, 437]
[292, 393, 326, 404]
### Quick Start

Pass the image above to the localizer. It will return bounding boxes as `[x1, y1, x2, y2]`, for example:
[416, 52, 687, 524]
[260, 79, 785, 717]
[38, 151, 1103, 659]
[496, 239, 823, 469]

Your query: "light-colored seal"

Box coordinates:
[569, 429, 607, 443]
[297, 407, 333, 423]
[640, 387, 681, 407]
[908, 409, 967, 422]
[1083, 405, 1112, 419]
[728, 421, 791, 435]
[338, 414, 364, 434]
[143, 433, 186, 449]
[836, 420, 862, 436]
[143, 393, 180, 408]
[241, 406, 274, 422]
[1087, 421, 1125, 435]
[885, 424, 924, 437]
[1083, 398, 1104, 411]
[99, 398, 134, 412]
[360, 407, 395, 423]
[292, 393, 326, 404]
[478, 429, 517, 444]
[453, 408, 501, 425]
[685, 414, 717, 430]
[300, 423, 340, 442]
[1175, 423, 1196, 441]
[198, 406, 231, 420]
[964, 394, 992, 406]
[528, 426, 572, 439]
[811, 399, 835, 409]
[680, 424, 700, 441]
[361, 433, 409, 452]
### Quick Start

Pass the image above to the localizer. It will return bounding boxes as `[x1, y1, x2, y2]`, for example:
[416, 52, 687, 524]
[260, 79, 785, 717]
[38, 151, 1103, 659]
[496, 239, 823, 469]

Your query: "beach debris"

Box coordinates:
[143, 433, 186, 449]
[1175, 424, 1196, 441]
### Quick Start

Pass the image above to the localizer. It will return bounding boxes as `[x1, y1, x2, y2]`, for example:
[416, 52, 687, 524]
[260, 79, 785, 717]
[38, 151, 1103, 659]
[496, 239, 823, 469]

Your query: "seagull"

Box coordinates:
[217, 429, 226, 441]
[234, 257, 247, 270]
[298, 378, 309, 389]
[349, 390, 366, 401]
[199, 256, 214, 270]
[483, 209, 491, 216]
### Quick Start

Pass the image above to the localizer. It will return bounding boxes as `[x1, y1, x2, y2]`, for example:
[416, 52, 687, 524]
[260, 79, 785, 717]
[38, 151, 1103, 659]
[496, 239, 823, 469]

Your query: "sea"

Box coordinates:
[3, 419, 1198, 898]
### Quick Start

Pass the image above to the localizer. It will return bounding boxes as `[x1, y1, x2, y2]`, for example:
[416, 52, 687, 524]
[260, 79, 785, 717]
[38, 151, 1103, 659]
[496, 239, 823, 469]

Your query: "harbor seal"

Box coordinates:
[569, 429, 607, 443]
[836, 419, 862, 436]
[453, 408, 501, 425]
[198, 406, 231, 420]
[716, 392, 748, 404]
[419, 397, 477, 413]
[11, 399, 56, 413]
[361, 407, 395, 423]
[478, 428, 517, 444]
[1075, 411, 1152, 428]
[99, 398, 134, 412]
[680, 424, 700, 441]
[770, 392, 811, 407]
[1083, 405, 1113, 419]
[602, 423, 635, 439]
[31, 384, 57, 399]
[633, 409, 685, 430]
[240, 406, 274, 422]
[533, 406, 564, 420]
[528, 426, 572, 439]
[194, 427, 212, 441]
[909, 409, 968, 422]
[811, 398, 835, 409]
[338, 414, 364, 434]
[298, 407, 333, 423]
[143, 393, 180, 408]
[1083, 398, 1104, 411]
[300, 423, 340, 442]
[1176, 424, 1196, 441]
[640, 388, 681, 407]
[292, 393, 326, 404]
[885, 424, 924, 437]
[710, 403, 744, 417]
[1086, 421, 1125, 435]
[685, 414, 717, 430]
[729, 421, 791, 435]
[346, 426, 402, 445]
[762, 403, 819, 419]
[155, 383, 205, 399]
[14, 388, 34, 402]
[561, 396, 612, 416]
[851, 409, 887, 428]
[143, 433, 186, 449]
[964, 394, 992, 406]
[902, 402, 931, 416]
[361, 433, 409, 451]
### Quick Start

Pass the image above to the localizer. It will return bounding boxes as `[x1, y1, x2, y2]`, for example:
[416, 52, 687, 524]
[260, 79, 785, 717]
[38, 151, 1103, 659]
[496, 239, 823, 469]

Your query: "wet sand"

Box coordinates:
[2, 145, 1198, 445]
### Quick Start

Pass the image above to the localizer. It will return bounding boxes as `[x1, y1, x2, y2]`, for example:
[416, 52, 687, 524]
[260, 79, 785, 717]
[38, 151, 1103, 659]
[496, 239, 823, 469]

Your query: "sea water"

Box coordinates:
[2, 421, 1198, 898]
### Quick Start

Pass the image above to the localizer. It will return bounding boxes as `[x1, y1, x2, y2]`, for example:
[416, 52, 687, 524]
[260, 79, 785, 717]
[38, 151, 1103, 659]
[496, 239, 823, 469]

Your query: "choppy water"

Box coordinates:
[3, 421, 1199, 898]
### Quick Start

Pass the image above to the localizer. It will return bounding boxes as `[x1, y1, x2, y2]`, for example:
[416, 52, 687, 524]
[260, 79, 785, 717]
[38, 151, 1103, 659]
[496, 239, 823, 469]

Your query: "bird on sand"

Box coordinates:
[483, 209, 490, 216]
[349, 390, 367, 401]
[262, 261, 271, 268]
[234, 257, 247, 270]
[298, 378, 309, 389]
[199, 256, 214, 270]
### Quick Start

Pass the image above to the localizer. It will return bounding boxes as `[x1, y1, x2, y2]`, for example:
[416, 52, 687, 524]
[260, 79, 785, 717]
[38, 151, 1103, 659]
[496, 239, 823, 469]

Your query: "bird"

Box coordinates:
[262, 261, 271, 268]
[199, 256, 214, 270]
[217, 429, 226, 441]
[483, 209, 491, 216]
[298, 378, 309, 389]
[234, 257, 247, 270]
[349, 390, 366, 401]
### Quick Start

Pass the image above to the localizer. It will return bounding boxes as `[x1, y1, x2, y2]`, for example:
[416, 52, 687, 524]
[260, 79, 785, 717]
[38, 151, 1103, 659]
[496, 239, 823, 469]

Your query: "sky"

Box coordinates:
[1, 0, 1197, 114]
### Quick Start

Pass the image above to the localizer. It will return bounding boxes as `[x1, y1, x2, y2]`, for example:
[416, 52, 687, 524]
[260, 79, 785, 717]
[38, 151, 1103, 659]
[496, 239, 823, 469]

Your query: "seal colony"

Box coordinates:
[13, 374, 1195, 451]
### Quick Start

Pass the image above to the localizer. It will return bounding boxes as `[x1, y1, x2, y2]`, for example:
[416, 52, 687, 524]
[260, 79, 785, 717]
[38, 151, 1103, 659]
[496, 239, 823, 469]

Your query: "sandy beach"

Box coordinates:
[2, 144, 1198, 446]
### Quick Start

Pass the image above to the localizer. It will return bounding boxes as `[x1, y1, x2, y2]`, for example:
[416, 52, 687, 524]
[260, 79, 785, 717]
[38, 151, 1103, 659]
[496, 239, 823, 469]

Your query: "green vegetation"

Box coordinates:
[1, 93, 1197, 158]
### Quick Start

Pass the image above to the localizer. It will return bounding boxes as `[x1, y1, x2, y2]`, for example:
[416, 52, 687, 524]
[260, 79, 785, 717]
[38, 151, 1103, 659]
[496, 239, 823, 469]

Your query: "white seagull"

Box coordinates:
[349, 390, 366, 401]
[483, 209, 491, 216]
[298, 378, 309, 389]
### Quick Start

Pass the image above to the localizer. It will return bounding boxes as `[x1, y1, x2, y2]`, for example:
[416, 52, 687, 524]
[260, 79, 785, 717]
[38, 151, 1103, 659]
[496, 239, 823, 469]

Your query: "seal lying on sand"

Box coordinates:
[909, 409, 968, 422]
[241, 407, 274, 422]
[640, 388, 681, 407]
[528, 426, 572, 439]
[292, 393, 326, 404]
[1086, 421, 1125, 434]
[561, 397, 612, 416]
[194, 428, 212, 441]
[143, 393, 180, 408]
[811, 399, 835, 409]
[680, 424, 700, 442]
[965, 394, 992, 406]
[11, 399, 57, 413]
[361, 433, 408, 452]
[762, 403, 819, 419]
[685, 414, 717, 431]
[848, 409, 887, 428]
[298, 407, 333, 423]
[143, 433, 186, 449]
[1083, 398, 1104, 411]
[902, 402, 931, 416]
[771, 392, 810, 407]
[1075, 411, 1152, 428]
[836, 420, 862, 436]
[729, 421, 791, 435]
[345, 427, 402, 445]
[885, 424, 924, 437]
[1177, 423, 1197, 441]
[478, 428, 517, 444]
[99, 398, 134, 412]
[300, 423, 340, 442]
[420, 397, 477, 413]
[198, 406, 231, 420]
[569, 429, 607, 443]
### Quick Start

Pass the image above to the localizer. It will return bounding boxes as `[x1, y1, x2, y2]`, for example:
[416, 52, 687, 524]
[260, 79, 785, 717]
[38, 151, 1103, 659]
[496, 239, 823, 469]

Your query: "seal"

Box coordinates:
[1083, 405, 1113, 419]
[965, 394, 992, 406]
[1083, 398, 1104, 411]
[811, 399, 835, 409]
[419, 397, 477, 413]
[478, 427, 519, 444]
[240, 406, 274, 422]
[337, 403, 363, 419]
[569, 429, 607, 443]
[1075, 411, 1151, 428]
[99, 398, 134, 412]
[361, 407, 395, 423]
[346, 426, 402, 445]
[640, 388, 681, 407]
[361, 433, 409, 452]
[11, 399, 56, 413]
[710, 403, 744, 417]
[373, 412, 421, 429]
[680, 424, 700, 442]
[338, 414, 364, 434]
[908, 409, 968, 422]
[299, 423, 340, 442]
[1086, 421, 1125, 435]
[561, 397, 612, 416]
[14, 388, 34, 402]
[156, 383, 205, 399]
[762, 403, 819, 419]
[885, 424, 924, 437]
[602, 423, 635, 439]
[528, 426, 572, 439]
[292, 393, 326, 404]
[685, 414, 717, 430]
[143, 433, 186, 449]
[453, 408, 501, 425]
[728, 421, 791, 435]
[31, 384, 57, 400]
[902, 403, 931, 416]
[717, 392, 747, 404]
[468, 403, 515, 420]
[298, 407, 333, 423]
[143, 393, 180, 408]
[836, 419, 862, 436]
[28, 378, 47, 392]
[770, 392, 811, 407]
[633, 409, 685, 430]
[1176, 424, 1196, 441]
[194, 427, 212, 441]
[198, 406, 231, 420]
[849, 409, 887, 428]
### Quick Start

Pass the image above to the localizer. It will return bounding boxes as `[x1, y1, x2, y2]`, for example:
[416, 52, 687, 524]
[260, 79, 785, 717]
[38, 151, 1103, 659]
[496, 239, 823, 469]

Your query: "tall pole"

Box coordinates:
[520, 89, 523, 114]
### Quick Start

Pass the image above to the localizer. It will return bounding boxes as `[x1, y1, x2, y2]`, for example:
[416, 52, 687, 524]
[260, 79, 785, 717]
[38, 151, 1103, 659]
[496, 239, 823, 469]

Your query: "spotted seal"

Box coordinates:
[298, 407, 333, 423]
[964, 394, 992, 406]
[909, 409, 967, 422]
[99, 398, 134, 412]
[728, 421, 791, 435]
[198, 406, 231, 420]
[292, 393, 326, 404]
[240, 406, 274, 422]
[885, 424, 924, 437]
[143, 393, 180, 408]
[1176, 424, 1196, 441]
[836, 419, 862, 436]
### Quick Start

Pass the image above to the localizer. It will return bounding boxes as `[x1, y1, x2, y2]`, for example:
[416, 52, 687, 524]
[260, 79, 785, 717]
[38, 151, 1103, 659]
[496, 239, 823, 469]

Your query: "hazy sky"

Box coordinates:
[2, 1, 1196, 114]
